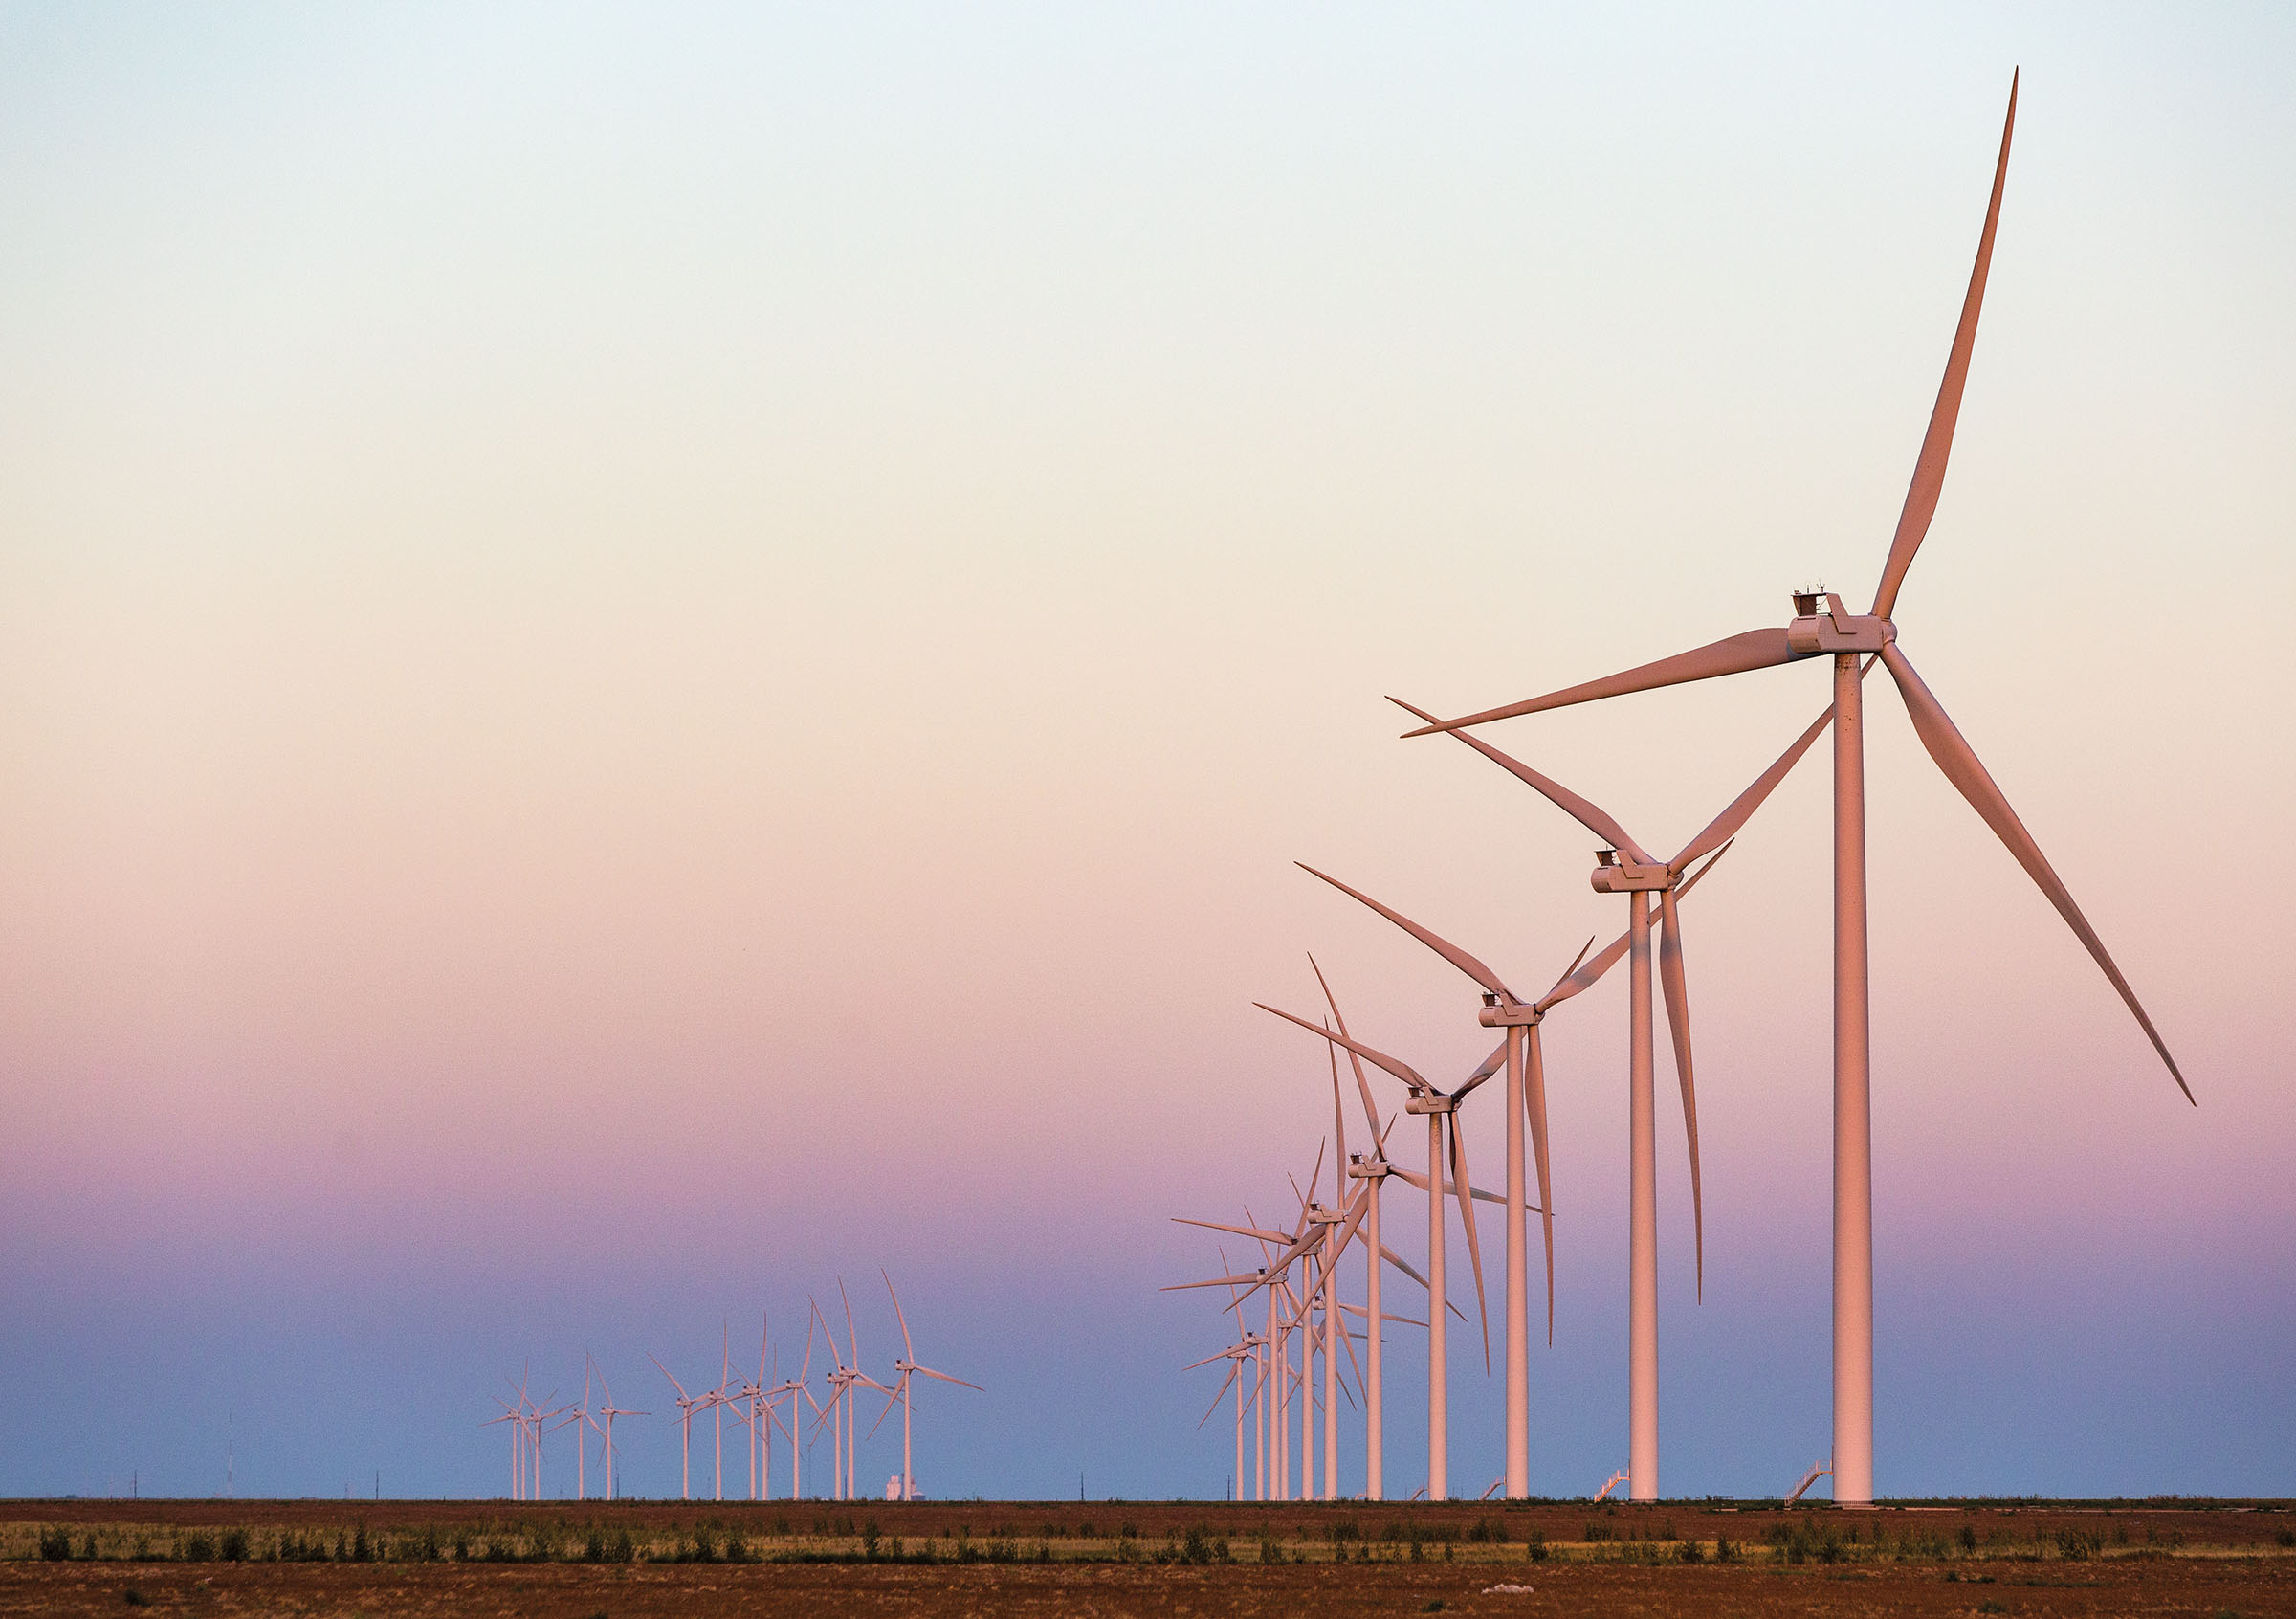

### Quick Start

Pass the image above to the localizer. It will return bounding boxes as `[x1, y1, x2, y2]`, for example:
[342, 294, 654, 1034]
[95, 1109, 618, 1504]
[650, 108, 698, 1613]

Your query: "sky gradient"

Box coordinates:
[3, 4, 2292, 1502]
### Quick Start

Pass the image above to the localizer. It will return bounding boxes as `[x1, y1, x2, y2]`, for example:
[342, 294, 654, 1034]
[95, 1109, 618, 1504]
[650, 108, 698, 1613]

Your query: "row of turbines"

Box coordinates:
[486, 1274, 978, 1503]
[1175, 73, 2188, 1507]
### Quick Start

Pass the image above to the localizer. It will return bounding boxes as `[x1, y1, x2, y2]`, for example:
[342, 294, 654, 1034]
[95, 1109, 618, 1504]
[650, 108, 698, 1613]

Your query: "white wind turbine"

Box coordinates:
[766, 1316, 816, 1500]
[590, 1364, 645, 1502]
[1172, 1188, 1322, 1498]
[869, 1272, 981, 1500]
[651, 1353, 723, 1502]
[1174, 1146, 1453, 1500]
[1315, 694, 1826, 1498]
[812, 1284, 891, 1501]
[1183, 1326, 1259, 1500]
[482, 1399, 521, 1500]
[710, 1323, 737, 1502]
[1173, 1216, 1301, 1500]
[1182, 1249, 1267, 1500]
[519, 1387, 567, 1501]
[725, 1315, 777, 1503]
[1402, 74, 2188, 1507]
[557, 1364, 593, 1501]
[1251, 1010, 1495, 1498]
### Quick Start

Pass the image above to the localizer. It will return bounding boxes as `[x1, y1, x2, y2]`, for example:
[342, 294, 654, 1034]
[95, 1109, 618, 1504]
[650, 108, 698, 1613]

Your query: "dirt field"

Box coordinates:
[5, 1498, 2291, 1617]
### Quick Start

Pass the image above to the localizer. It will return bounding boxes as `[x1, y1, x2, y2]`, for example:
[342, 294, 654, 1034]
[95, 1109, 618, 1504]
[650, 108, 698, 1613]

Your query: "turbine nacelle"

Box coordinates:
[1786, 590, 1891, 655]
[1402, 1094, 1457, 1116]
[1475, 991, 1541, 1029]
[1590, 850, 1672, 894]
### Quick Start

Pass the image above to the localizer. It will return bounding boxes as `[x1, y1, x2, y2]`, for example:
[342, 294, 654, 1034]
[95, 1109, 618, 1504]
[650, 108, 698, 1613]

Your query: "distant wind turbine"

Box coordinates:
[869, 1272, 981, 1500]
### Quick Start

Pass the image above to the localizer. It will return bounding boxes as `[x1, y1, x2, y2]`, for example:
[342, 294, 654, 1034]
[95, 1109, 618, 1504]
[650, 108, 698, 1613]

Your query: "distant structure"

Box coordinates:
[485, 1276, 979, 1501]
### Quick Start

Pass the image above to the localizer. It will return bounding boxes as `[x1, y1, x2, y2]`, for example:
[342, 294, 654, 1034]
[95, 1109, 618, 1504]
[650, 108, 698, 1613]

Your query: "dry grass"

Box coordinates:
[4, 1498, 2290, 1618]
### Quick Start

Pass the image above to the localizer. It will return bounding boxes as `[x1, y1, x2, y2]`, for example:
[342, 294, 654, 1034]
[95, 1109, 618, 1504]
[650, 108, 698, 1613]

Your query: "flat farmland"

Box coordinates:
[4, 1498, 2291, 1617]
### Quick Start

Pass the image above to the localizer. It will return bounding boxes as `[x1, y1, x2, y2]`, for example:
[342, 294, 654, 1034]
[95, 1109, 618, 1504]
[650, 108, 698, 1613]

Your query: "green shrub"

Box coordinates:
[121, 1588, 147, 1608]
[1583, 1520, 1611, 1543]
[1678, 1538, 1705, 1564]
[1526, 1528, 1548, 1563]
[1714, 1537, 1739, 1564]
[219, 1529, 249, 1563]
[179, 1533, 214, 1564]
[1258, 1537, 1282, 1564]
[38, 1526, 73, 1561]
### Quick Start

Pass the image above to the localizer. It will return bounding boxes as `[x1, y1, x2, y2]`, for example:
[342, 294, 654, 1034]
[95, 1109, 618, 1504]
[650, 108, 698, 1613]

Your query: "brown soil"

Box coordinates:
[4, 1499, 2290, 1618]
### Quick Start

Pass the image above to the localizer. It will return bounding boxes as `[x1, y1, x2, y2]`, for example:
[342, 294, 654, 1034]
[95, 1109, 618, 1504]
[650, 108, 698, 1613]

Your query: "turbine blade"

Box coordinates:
[1872, 71, 2018, 621]
[1174, 1216, 1295, 1245]
[1526, 1024, 1556, 1343]
[1327, 1020, 1349, 1178]
[1543, 936, 1595, 1002]
[1446, 1112, 1491, 1370]
[1296, 864, 1517, 1001]
[914, 1367, 981, 1391]
[1879, 641, 2191, 1101]
[1656, 887, 1705, 1301]
[1196, 1357, 1244, 1430]
[1390, 697, 1655, 865]
[1536, 929, 1630, 1013]
[1378, 1243, 1430, 1292]
[1310, 956, 1386, 1148]
[1161, 1272, 1269, 1293]
[867, 1381, 904, 1440]
[1400, 628, 1802, 734]
[1256, 1003, 1431, 1094]
[1334, 1296, 1367, 1394]
[884, 1270, 916, 1364]
[1451, 1035, 1512, 1100]
[1670, 695, 1845, 872]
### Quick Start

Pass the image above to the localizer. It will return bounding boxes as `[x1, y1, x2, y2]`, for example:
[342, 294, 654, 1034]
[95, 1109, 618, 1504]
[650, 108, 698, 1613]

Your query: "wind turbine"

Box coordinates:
[482, 1401, 521, 1500]
[1255, 1006, 1500, 1500]
[767, 1315, 816, 1500]
[870, 1272, 981, 1500]
[813, 1284, 890, 1501]
[722, 1319, 768, 1502]
[1403, 75, 2191, 1506]
[528, 1394, 568, 1500]
[1175, 1150, 1463, 1500]
[838, 1283, 889, 1500]
[1198, 1249, 1268, 1500]
[651, 1353, 722, 1501]
[590, 1364, 645, 1502]
[712, 1323, 734, 1502]
[1338, 694, 1828, 1498]
[1306, 979, 1470, 1505]
[556, 1366, 592, 1501]
[1183, 1320, 1260, 1500]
